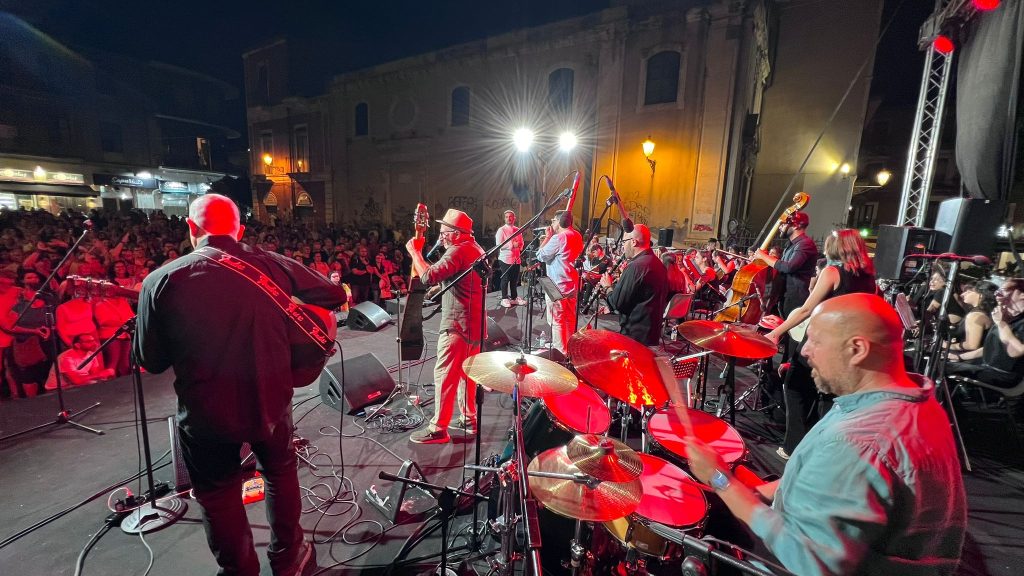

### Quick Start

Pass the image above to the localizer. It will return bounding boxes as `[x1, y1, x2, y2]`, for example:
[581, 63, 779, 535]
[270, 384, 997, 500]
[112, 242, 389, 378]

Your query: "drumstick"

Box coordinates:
[654, 357, 695, 439]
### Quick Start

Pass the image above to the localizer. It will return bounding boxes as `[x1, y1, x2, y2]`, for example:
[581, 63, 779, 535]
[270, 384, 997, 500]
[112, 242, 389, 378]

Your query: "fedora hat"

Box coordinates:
[436, 209, 473, 233]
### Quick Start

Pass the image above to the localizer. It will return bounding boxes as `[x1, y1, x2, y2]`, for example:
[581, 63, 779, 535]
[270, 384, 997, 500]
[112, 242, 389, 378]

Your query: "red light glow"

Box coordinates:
[972, 0, 1000, 10]
[933, 35, 955, 55]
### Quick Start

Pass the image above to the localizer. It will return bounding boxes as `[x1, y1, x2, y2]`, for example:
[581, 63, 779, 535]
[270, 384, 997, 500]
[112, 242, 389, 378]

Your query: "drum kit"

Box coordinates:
[460, 319, 779, 576]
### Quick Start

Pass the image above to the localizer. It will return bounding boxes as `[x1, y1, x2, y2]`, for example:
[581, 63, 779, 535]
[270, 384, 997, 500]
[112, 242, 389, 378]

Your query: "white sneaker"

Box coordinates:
[500, 298, 512, 308]
[513, 297, 527, 306]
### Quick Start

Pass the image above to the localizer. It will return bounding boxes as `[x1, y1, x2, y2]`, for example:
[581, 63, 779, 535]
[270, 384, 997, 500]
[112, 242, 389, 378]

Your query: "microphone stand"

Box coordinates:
[427, 180, 574, 556]
[1, 225, 104, 442]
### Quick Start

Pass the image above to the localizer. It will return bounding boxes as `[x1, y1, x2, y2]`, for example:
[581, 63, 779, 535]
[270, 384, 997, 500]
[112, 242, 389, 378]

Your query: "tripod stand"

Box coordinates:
[1, 224, 103, 442]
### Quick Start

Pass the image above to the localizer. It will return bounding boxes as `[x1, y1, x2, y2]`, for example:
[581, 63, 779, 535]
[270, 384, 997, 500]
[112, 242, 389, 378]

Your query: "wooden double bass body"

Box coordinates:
[714, 193, 810, 324]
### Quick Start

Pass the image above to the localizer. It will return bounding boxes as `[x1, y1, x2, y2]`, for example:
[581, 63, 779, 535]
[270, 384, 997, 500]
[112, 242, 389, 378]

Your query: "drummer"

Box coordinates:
[682, 294, 967, 576]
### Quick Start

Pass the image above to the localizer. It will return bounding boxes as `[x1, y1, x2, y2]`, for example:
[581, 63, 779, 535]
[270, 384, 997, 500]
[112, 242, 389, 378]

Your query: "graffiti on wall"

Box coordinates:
[623, 200, 651, 226]
[354, 192, 383, 228]
[447, 195, 478, 212]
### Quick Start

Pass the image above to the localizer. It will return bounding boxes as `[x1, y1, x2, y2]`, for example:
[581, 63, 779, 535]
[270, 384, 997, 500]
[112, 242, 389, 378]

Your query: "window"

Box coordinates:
[256, 62, 269, 105]
[644, 51, 681, 106]
[451, 87, 470, 126]
[196, 137, 211, 169]
[293, 126, 309, 172]
[100, 122, 123, 153]
[548, 68, 574, 115]
[259, 131, 273, 174]
[354, 103, 369, 136]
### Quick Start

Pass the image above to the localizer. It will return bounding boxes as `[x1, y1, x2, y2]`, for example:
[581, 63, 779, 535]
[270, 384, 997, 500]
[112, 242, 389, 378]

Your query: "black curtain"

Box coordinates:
[956, 0, 1024, 201]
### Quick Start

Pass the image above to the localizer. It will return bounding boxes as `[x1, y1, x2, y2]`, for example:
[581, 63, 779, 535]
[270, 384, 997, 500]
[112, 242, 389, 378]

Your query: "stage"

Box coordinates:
[0, 292, 1021, 576]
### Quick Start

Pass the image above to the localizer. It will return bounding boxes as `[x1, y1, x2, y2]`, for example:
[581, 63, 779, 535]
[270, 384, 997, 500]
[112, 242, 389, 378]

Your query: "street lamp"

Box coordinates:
[513, 128, 534, 153]
[642, 137, 656, 174]
[875, 169, 892, 187]
[262, 153, 274, 166]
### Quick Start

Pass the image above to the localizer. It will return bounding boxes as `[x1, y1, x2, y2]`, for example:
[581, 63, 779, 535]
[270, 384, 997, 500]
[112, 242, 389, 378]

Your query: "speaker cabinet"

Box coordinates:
[657, 228, 674, 248]
[319, 353, 395, 415]
[933, 197, 1003, 256]
[347, 301, 391, 331]
[486, 317, 511, 349]
[874, 225, 937, 281]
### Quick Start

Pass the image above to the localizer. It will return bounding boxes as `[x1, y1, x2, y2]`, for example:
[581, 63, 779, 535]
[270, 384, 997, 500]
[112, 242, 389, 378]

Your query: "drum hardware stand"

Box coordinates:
[643, 520, 793, 576]
[2, 223, 104, 442]
[432, 181, 573, 558]
[714, 357, 739, 426]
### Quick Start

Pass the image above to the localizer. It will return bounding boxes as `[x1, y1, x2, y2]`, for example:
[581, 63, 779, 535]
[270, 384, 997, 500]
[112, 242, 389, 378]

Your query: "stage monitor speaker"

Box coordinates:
[873, 225, 937, 281]
[319, 353, 395, 415]
[657, 228, 674, 248]
[347, 301, 391, 331]
[168, 417, 254, 492]
[486, 317, 511, 349]
[933, 197, 1003, 256]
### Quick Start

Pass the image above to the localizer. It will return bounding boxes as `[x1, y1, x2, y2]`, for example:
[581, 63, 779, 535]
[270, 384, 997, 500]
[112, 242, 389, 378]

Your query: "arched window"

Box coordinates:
[548, 68, 574, 115]
[354, 102, 369, 136]
[451, 87, 470, 126]
[644, 51, 680, 105]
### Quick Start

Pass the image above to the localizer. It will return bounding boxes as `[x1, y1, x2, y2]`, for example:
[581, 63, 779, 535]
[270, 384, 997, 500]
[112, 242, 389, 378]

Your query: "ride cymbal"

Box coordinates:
[462, 351, 578, 397]
[676, 320, 777, 359]
[528, 446, 643, 522]
[565, 434, 643, 482]
[568, 329, 667, 407]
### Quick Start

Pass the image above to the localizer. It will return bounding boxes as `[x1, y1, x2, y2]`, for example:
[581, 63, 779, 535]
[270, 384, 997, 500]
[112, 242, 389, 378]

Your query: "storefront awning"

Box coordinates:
[0, 182, 98, 197]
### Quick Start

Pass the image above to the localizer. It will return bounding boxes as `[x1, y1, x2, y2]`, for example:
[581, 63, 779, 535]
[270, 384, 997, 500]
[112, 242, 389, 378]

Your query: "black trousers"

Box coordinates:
[498, 261, 521, 299]
[179, 415, 303, 576]
[781, 339, 830, 454]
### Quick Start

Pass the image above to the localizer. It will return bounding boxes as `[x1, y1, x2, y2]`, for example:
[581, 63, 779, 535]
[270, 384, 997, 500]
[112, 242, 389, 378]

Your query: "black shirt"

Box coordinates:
[982, 314, 1024, 375]
[774, 233, 818, 314]
[606, 249, 669, 346]
[134, 235, 346, 442]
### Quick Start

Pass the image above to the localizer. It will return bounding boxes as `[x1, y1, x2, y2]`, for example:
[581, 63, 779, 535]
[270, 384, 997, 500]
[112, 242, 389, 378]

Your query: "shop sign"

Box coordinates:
[93, 174, 158, 189]
[296, 192, 314, 207]
[0, 167, 85, 184]
[159, 180, 190, 193]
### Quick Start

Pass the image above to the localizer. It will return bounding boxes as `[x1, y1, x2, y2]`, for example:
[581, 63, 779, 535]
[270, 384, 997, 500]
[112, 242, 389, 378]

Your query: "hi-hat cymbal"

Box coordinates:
[568, 329, 667, 407]
[565, 434, 643, 482]
[462, 351, 578, 397]
[677, 320, 777, 359]
[528, 446, 643, 522]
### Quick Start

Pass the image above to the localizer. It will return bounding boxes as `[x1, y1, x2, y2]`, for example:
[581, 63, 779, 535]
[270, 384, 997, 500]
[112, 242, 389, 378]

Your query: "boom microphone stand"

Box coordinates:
[1, 222, 104, 442]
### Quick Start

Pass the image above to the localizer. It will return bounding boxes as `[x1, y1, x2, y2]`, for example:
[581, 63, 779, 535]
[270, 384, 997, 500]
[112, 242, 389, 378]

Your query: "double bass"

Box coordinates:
[714, 193, 810, 324]
[399, 203, 430, 360]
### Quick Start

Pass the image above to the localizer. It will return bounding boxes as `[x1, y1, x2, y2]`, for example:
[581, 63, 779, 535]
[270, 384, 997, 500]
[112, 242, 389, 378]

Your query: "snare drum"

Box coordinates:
[646, 408, 747, 467]
[591, 454, 707, 571]
[519, 382, 611, 459]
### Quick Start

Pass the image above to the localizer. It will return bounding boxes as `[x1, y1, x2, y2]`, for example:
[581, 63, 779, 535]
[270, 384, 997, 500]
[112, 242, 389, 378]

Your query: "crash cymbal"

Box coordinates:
[528, 446, 643, 522]
[462, 351, 578, 397]
[565, 434, 642, 482]
[677, 320, 777, 360]
[568, 329, 667, 407]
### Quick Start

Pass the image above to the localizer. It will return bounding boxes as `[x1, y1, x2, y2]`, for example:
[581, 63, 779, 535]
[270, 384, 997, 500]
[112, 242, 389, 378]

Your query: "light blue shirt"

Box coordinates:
[749, 377, 967, 576]
[536, 227, 583, 294]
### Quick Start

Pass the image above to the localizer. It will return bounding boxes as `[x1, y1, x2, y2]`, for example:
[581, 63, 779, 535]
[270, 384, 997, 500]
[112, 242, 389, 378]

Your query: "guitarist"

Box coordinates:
[134, 194, 345, 576]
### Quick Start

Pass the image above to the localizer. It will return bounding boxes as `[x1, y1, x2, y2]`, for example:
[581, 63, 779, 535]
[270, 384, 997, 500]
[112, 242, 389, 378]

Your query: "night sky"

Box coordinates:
[0, 0, 609, 85]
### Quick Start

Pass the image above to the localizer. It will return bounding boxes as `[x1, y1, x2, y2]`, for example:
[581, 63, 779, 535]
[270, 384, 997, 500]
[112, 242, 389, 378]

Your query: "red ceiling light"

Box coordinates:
[933, 35, 955, 55]
[972, 0, 1001, 11]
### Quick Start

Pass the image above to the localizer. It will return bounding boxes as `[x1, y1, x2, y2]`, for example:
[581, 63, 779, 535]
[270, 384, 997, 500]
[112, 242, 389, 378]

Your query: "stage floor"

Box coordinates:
[0, 292, 1021, 576]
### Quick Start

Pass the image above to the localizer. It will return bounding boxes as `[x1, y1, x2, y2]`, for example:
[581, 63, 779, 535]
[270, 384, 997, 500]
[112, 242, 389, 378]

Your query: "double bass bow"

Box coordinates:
[714, 192, 810, 324]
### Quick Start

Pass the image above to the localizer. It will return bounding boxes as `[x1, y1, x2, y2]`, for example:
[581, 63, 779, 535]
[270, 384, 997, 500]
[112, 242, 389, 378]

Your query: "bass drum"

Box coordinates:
[501, 382, 611, 463]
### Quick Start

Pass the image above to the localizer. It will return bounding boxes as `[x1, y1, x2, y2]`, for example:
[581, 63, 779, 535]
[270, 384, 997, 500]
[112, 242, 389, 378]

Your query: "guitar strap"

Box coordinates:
[194, 246, 333, 355]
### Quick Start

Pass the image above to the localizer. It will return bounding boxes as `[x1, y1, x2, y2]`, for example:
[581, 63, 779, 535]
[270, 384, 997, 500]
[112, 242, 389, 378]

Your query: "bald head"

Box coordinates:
[815, 294, 903, 349]
[187, 194, 244, 245]
[630, 224, 652, 248]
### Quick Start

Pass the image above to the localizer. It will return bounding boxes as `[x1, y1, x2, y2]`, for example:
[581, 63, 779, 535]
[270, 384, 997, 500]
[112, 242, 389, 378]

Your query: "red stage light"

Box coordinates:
[972, 0, 1000, 11]
[933, 35, 955, 55]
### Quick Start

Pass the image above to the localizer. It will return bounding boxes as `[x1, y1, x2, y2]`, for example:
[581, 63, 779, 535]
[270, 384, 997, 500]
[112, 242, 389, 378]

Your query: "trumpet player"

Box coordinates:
[600, 224, 669, 345]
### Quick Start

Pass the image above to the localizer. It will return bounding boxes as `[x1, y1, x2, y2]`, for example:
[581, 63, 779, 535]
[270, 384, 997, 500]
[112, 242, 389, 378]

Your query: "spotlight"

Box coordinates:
[876, 169, 892, 186]
[933, 35, 955, 55]
[558, 132, 577, 152]
[972, 0, 1000, 11]
[513, 128, 534, 152]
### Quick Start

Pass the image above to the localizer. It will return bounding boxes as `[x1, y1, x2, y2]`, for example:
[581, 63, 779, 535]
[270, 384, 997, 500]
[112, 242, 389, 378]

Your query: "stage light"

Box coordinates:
[839, 163, 851, 177]
[933, 35, 955, 55]
[513, 128, 534, 152]
[558, 132, 577, 152]
[860, 228, 870, 238]
[876, 169, 891, 186]
[972, 0, 1000, 11]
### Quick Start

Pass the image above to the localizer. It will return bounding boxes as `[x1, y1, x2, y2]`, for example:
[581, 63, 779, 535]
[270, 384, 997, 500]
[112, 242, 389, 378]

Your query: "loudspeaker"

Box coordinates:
[874, 225, 937, 281]
[168, 417, 254, 491]
[486, 317, 511, 349]
[319, 353, 395, 415]
[347, 301, 391, 331]
[933, 197, 1003, 255]
[657, 228, 674, 248]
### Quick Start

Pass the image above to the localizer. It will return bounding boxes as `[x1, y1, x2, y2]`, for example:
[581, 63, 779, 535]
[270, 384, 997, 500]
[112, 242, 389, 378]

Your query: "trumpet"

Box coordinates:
[712, 248, 753, 262]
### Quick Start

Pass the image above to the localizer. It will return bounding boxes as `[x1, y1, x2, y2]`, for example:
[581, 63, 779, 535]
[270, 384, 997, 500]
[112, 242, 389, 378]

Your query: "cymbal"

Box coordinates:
[462, 351, 578, 397]
[566, 434, 643, 482]
[568, 329, 667, 407]
[677, 320, 777, 360]
[528, 446, 643, 522]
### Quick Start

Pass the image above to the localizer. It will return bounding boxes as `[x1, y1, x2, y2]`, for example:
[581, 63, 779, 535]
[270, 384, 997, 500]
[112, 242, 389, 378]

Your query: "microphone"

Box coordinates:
[425, 235, 444, 259]
[913, 253, 992, 266]
[605, 176, 634, 233]
[564, 171, 581, 213]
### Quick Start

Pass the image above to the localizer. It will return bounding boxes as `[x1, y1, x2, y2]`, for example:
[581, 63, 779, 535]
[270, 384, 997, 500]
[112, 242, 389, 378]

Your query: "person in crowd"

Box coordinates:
[662, 252, 688, 295]
[948, 280, 997, 353]
[0, 270, 19, 400]
[8, 270, 54, 398]
[93, 289, 134, 376]
[601, 224, 669, 346]
[923, 267, 966, 326]
[536, 210, 583, 354]
[55, 282, 98, 348]
[765, 229, 877, 459]
[309, 251, 330, 277]
[135, 194, 345, 575]
[946, 278, 1024, 388]
[495, 209, 525, 308]
[683, 293, 967, 576]
[44, 333, 115, 390]
[404, 209, 485, 444]
[346, 245, 375, 304]
[110, 260, 137, 288]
